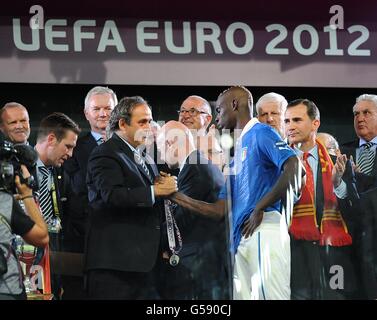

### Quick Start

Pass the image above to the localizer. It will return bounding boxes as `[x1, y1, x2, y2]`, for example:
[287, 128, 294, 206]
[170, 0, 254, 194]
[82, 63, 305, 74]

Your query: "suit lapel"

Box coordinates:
[112, 134, 155, 184]
[144, 152, 158, 181]
[371, 147, 377, 177]
[316, 158, 324, 222]
[351, 140, 358, 162]
[83, 133, 98, 159]
[83, 132, 98, 147]
[177, 150, 201, 188]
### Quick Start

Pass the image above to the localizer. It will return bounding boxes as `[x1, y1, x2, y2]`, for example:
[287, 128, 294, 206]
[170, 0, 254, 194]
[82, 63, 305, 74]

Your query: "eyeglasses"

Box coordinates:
[177, 108, 208, 116]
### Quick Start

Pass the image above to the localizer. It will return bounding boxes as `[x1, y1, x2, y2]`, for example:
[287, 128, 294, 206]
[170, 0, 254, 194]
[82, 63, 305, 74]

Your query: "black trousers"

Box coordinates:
[86, 268, 160, 300]
[155, 253, 230, 300]
[291, 239, 358, 300]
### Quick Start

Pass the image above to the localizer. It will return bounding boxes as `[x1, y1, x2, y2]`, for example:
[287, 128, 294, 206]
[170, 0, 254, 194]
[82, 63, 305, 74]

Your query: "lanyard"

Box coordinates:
[49, 176, 62, 233]
[164, 199, 182, 266]
[50, 180, 60, 219]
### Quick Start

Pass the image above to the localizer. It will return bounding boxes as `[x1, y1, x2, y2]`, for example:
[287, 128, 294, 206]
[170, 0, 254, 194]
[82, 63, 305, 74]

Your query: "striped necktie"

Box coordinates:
[38, 166, 54, 223]
[97, 137, 104, 145]
[134, 151, 153, 182]
[358, 142, 376, 175]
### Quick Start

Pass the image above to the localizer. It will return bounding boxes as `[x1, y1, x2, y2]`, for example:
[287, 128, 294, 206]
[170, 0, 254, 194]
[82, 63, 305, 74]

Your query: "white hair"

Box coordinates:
[84, 86, 118, 110]
[256, 92, 288, 115]
[353, 94, 377, 112]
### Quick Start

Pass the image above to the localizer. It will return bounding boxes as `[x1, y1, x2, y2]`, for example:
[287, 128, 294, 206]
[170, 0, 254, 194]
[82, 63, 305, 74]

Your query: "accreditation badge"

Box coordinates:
[48, 217, 62, 234]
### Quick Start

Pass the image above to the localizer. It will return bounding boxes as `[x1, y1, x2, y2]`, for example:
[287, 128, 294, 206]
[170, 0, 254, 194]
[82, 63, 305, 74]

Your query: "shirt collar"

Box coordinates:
[239, 118, 259, 140]
[36, 158, 53, 173]
[91, 131, 103, 143]
[115, 132, 142, 155]
[359, 136, 377, 147]
[294, 144, 318, 161]
[37, 158, 45, 168]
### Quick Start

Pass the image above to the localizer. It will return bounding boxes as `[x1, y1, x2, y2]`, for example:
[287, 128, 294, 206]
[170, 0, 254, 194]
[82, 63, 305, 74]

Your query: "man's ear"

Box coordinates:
[313, 119, 320, 132]
[204, 114, 212, 127]
[84, 107, 89, 120]
[118, 118, 127, 130]
[231, 99, 238, 111]
[47, 132, 57, 146]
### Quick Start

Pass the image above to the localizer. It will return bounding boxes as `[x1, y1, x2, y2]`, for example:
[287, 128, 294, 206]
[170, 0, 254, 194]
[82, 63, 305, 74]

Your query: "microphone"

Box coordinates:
[13, 144, 38, 167]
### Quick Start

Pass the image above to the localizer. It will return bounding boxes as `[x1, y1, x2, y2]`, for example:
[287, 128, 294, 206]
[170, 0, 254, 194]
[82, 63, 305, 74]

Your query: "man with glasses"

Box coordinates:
[172, 86, 301, 300]
[178, 95, 224, 170]
[178, 95, 212, 138]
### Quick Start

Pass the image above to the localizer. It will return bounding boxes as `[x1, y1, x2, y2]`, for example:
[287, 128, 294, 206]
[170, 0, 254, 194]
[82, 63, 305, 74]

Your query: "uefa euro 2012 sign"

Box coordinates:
[10, 4, 372, 57]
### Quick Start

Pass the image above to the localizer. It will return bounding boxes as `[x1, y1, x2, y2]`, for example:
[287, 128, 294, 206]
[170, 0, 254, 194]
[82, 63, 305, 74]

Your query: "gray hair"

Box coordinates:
[84, 86, 118, 110]
[256, 92, 288, 115]
[353, 94, 377, 112]
[108, 96, 149, 133]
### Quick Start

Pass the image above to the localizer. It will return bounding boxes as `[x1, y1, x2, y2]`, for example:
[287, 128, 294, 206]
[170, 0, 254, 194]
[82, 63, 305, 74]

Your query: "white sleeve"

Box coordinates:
[333, 180, 348, 199]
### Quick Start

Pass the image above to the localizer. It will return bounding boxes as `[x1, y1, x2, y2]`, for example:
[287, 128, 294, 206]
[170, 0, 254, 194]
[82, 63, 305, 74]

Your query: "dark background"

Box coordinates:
[1, 82, 375, 145]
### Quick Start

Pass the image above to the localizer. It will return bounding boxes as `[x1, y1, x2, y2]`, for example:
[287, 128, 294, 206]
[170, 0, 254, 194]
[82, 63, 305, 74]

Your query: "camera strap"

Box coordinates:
[0, 213, 13, 275]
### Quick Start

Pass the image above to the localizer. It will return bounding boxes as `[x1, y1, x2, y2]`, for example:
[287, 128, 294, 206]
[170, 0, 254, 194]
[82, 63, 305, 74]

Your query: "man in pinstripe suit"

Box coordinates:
[333, 94, 377, 299]
[34, 112, 80, 299]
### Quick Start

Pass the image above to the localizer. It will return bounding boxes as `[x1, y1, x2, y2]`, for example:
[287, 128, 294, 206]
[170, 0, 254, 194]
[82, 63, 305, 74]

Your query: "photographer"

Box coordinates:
[0, 165, 49, 300]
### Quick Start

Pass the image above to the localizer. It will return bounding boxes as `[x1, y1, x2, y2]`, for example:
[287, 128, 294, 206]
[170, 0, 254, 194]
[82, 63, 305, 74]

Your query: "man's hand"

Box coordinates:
[349, 155, 360, 173]
[242, 208, 264, 238]
[14, 165, 33, 200]
[154, 171, 171, 184]
[332, 153, 347, 187]
[154, 175, 178, 197]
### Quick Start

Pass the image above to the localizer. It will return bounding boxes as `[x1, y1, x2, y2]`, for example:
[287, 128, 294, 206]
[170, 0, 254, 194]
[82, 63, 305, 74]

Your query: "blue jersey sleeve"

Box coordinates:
[257, 126, 295, 171]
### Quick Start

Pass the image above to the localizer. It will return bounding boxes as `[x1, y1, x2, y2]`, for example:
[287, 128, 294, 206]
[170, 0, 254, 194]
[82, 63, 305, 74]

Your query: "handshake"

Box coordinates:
[153, 171, 178, 197]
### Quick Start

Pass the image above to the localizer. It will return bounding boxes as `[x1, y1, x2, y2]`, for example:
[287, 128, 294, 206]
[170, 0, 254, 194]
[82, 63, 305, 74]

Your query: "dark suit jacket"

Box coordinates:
[291, 153, 357, 299]
[159, 151, 229, 299]
[62, 132, 98, 252]
[339, 139, 377, 229]
[85, 133, 162, 273]
[339, 140, 377, 299]
[341, 140, 377, 193]
[175, 151, 225, 254]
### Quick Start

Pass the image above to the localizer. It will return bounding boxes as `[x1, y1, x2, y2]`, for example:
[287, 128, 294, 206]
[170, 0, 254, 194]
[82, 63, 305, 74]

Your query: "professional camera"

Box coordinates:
[0, 141, 38, 193]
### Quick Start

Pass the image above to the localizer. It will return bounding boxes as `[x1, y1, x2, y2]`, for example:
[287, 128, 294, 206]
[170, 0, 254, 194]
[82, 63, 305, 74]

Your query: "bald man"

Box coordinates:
[0, 102, 30, 144]
[178, 95, 212, 138]
[177, 95, 224, 166]
[171, 86, 301, 300]
[156, 121, 229, 300]
[317, 132, 340, 157]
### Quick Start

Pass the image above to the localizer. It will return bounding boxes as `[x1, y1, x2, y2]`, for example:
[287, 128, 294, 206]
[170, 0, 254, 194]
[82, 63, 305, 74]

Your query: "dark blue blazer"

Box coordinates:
[85, 133, 162, 273]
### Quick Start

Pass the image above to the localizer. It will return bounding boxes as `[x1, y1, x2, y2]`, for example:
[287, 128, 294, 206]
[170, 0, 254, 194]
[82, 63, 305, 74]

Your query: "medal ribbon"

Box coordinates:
[164, 199, 182, 258]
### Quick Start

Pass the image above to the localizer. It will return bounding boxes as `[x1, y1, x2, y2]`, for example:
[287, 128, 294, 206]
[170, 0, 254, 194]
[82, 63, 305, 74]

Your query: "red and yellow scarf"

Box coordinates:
[289, 140, 352, 246]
